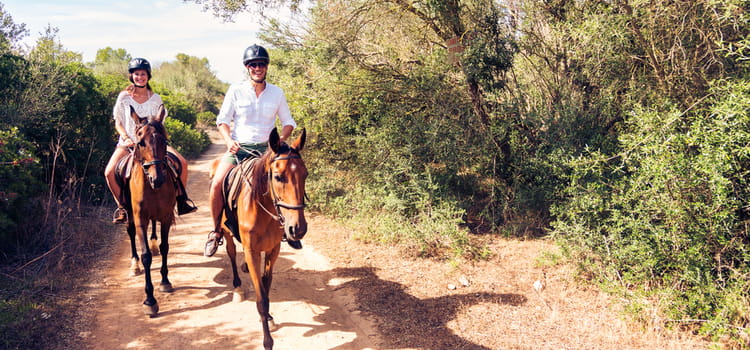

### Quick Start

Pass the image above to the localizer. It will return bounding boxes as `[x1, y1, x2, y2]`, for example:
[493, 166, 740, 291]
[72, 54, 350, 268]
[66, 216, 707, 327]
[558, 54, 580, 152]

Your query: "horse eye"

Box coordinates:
[274, 174, 285, 182]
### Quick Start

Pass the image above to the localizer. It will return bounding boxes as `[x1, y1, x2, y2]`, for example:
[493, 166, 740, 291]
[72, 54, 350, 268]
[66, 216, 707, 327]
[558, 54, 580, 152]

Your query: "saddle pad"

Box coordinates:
[115, 152, 181, 200]
[222, 158, 260, 243]
[114, 153, 135, 190]
[223, 157, 259, 211]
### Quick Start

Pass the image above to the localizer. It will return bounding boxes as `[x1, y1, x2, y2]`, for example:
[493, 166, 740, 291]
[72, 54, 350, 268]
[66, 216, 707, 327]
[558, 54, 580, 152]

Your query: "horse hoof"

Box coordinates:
[129, 258, 140, 276]
[143, 302, 159, 317]
[149, 239, 160, 256]
[159, 283, 174, 293]
[232, 288, 245, 303]
[241, 263, 249, 273]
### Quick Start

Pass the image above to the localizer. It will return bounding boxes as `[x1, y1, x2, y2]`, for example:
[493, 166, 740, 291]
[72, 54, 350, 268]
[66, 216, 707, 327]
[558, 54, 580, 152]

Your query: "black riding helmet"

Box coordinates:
[243, 45, 270, 65]
[128, 57, 152, 74]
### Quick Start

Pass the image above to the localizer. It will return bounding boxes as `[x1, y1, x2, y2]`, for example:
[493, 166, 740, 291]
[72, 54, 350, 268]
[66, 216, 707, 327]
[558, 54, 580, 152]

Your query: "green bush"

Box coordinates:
[0, 128, 44, 251]
[160, 93, 197, 126]
[196, 111, 216, 129]
[164, 118, 210, 159]
[552, 79, 750, 341]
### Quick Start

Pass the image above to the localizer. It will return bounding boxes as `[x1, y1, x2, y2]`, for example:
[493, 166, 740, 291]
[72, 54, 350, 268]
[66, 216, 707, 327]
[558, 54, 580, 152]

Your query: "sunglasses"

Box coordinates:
[246, 62, 268, 69]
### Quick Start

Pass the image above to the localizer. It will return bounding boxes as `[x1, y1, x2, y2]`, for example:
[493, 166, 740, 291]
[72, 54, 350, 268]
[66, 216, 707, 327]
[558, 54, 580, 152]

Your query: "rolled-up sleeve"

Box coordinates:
[216, 85, 236, 127]
[276, 94, 296, 128]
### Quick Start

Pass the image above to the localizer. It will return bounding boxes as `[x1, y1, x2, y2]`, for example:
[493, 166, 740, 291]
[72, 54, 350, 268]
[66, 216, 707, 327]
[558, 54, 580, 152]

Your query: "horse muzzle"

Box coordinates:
[143, 161, 165, 189]
[281, 212, 307, 242]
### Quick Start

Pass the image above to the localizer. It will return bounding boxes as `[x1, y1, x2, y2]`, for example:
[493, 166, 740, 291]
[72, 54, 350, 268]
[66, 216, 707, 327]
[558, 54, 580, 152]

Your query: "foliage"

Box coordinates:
[0, 128, 44, 251]
[158, 92, 199, 126]
[187, 0, 306, 20]
[552, 80, 750, 341]
[155, 53, 227, 114]
[163, 118, 211, 159]
[0, 2, 27, 54]
[90, 46, 131, 77]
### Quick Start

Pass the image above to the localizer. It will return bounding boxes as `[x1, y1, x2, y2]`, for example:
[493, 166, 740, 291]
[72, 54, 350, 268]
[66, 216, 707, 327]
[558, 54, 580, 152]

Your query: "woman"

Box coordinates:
[104, 57, 197, 224]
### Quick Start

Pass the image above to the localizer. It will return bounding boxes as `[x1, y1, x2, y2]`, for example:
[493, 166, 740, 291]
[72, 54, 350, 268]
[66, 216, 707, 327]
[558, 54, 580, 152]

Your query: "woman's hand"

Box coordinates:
[121, 136, 134, 147]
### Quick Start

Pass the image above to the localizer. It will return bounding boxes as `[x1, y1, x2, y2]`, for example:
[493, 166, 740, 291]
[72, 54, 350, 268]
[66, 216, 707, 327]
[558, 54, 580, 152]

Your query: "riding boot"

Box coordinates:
[177, 193, 198, 215]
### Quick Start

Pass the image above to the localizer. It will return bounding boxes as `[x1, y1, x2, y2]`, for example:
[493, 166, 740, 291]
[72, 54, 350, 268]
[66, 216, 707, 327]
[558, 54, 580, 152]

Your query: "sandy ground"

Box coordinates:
[78, 135, 382, 350]
[73, 131, 718, 350]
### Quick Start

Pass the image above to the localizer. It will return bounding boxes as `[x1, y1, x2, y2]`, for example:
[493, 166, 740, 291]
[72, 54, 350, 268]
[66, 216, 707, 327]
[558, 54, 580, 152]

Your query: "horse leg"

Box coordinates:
[136, 219, 158, 317]
[127, 222, 140, 276]
[262, 245, 280, 332]
[149, 221, 160, 256]
[158, 220, 173, 293]
[245, 250, 274, 350]
[225, 229, 244, 302]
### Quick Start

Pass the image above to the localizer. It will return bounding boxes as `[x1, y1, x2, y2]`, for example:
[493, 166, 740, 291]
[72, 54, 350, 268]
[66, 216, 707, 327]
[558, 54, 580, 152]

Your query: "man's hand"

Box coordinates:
[227, 140, 241, 154]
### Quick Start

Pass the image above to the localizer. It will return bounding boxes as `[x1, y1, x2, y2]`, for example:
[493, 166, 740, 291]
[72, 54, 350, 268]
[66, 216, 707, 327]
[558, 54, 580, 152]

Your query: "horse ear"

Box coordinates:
[152, 104, 166, 123]
[268, 128, 280, 153]
[291, 128, 306, 152]
[130, 105, 147, 126]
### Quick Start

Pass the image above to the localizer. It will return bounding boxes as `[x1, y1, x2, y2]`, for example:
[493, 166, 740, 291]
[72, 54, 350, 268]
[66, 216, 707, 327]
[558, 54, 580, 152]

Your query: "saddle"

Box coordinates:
[221, 158, 260, 243]
[115, 151, 182, 205]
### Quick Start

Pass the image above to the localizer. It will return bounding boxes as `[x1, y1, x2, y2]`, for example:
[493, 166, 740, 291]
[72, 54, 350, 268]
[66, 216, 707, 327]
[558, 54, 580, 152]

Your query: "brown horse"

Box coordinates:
[214, 128, 307, 350]
[122, 105, 177, 316]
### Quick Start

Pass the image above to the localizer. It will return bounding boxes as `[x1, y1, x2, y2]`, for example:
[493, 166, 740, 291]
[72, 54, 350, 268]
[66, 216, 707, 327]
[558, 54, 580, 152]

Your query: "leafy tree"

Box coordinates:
[91, 46, 131, 77]
[0, 2, 27, 54]
[155, 53, 226, 114]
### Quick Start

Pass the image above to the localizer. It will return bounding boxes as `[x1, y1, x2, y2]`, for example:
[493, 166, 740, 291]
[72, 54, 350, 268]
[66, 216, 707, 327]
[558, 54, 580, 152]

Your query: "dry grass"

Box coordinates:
[305, 214, 717, 350]
[0, 203, 116, 350]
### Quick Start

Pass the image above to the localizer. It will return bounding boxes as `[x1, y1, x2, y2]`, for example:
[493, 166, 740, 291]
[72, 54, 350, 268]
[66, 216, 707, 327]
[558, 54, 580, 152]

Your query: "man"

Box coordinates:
[204, 44, 300, 257]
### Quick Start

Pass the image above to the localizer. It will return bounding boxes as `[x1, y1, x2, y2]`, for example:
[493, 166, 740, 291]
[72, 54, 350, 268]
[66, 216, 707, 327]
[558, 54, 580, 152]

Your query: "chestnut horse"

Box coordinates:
[214, 128, 307, 350]
[122, 105, 176, 316]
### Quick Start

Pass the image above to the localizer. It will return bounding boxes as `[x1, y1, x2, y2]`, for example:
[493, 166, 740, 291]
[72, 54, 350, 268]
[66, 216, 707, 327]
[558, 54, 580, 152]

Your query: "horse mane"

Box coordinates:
[248, 143, 296, 202]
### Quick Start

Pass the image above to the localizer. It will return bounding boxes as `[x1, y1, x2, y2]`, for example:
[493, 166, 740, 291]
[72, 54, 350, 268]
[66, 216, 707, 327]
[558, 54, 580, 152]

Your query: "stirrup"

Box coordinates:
[204, 231, 223, 257]
[112, 207, 127, 224]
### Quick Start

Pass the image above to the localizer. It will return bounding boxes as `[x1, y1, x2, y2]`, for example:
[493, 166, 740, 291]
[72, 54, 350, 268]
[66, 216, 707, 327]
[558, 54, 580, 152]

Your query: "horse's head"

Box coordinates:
[131, 105, 169, 190]
[267, 128, 308, 242]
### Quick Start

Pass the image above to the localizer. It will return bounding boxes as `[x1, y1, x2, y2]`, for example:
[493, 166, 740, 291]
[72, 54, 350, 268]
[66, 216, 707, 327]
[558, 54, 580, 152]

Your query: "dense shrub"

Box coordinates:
[164, 118, 210, 159]
[552, 80, 750, 340]
[0, 128, 44, 252]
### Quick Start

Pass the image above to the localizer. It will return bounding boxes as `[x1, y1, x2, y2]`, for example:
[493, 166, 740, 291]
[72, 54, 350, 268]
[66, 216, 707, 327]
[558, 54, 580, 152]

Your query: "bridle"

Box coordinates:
[259, 151, 307, 227]
[134, 124, 168, 175]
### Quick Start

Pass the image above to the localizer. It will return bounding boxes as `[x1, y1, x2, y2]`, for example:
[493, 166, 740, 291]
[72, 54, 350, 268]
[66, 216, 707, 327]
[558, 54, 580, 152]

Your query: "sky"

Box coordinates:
[2, 0, 287, 84]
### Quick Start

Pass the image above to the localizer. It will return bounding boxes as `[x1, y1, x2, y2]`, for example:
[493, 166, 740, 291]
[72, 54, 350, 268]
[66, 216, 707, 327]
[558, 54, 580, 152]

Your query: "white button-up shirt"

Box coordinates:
[216, 80, 296, 144]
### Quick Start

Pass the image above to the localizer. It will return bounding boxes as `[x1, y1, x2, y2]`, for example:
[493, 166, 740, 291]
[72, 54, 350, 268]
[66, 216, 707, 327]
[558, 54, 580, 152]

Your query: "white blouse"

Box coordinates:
[112, 90, 168, 146]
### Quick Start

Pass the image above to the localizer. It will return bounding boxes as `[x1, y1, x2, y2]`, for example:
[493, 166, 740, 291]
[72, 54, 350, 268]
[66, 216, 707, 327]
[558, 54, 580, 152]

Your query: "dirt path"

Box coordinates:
[76, 132, 716, 350]
[80, 135, 381, 350]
